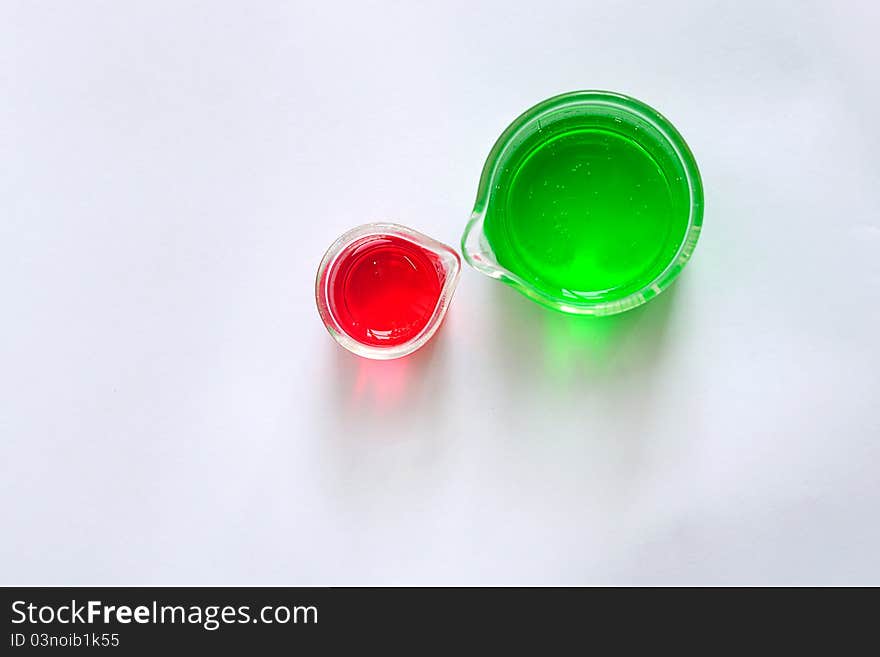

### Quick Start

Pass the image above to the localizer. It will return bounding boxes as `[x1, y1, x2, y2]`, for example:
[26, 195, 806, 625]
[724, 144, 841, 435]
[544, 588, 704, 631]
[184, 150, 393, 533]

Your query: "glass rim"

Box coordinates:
[461, 90, 704, 316]
[315, 223, 461, 360]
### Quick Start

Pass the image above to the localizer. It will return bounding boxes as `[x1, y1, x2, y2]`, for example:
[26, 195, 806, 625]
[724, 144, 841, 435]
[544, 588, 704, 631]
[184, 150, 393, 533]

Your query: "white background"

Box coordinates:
[2, 1, 878, 585]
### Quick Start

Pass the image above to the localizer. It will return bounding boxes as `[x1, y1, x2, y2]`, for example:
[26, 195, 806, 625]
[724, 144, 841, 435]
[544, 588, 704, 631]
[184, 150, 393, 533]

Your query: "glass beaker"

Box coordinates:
[462, 90, 703, 315]
[316, 223, 460, 359]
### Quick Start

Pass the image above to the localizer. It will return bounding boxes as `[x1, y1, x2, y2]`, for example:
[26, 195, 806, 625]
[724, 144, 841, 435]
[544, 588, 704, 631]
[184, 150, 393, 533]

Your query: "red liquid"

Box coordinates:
[327, 235, 444, 348]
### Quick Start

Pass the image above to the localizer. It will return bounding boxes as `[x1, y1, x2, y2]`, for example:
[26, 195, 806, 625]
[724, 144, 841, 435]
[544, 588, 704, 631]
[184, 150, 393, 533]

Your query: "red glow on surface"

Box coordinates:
[327, 235, 444, 348]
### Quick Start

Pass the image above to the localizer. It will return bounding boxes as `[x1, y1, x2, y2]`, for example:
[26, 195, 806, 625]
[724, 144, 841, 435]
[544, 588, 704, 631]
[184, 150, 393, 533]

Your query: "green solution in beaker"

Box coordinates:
[465, 91, 703, 315]
[486, 128, 687, 300]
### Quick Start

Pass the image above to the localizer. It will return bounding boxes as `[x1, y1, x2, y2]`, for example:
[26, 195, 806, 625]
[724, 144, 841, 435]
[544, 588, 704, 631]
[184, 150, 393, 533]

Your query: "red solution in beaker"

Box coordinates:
[327, 235, 443, 347]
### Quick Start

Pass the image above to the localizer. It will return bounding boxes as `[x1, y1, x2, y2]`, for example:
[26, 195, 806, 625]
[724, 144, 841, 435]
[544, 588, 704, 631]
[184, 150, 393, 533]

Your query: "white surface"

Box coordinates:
[2, 1, 878, 585]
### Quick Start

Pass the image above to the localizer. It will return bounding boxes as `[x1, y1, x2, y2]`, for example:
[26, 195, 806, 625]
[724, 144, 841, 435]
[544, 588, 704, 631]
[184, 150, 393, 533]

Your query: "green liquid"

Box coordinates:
[485, 128, 688, 302]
